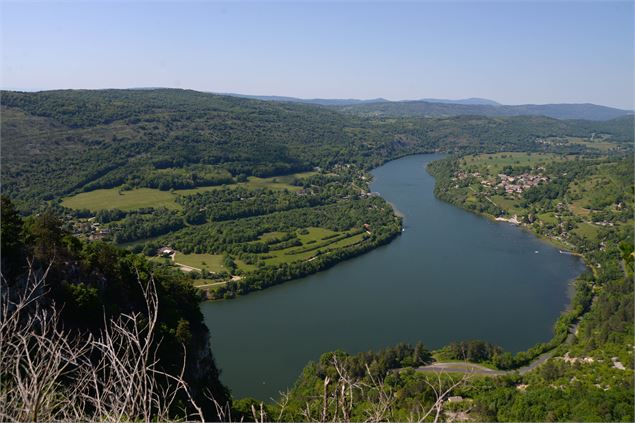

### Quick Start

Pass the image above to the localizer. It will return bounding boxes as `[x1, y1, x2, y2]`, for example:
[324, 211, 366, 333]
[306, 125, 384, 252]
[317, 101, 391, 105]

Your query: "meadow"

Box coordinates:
[459, 152, 573, 176]
[61, 187, 183, 212]
[172, 227, 369, 273]
[173, 253, 226, 273]
[61, 171, 317, 211]
[257, 227, 366, 266]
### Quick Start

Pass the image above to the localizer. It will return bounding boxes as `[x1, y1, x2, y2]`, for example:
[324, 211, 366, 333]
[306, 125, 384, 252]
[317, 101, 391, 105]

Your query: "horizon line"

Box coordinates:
[1, 86, 632, 111]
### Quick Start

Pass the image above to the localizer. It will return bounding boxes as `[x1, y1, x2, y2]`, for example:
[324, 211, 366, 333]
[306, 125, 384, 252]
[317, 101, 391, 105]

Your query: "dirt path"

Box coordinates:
[174, 262, 201, 272]
[196, 281, 229, 288]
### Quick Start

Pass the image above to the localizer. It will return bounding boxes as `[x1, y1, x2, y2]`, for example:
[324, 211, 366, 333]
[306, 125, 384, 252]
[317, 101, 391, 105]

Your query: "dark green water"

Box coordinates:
[201, 154, 585, 400]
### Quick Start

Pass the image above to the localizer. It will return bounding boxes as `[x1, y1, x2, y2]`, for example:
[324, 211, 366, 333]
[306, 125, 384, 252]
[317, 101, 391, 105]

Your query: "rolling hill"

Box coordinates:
[333, 100, 633, 121]
[1, 88, 631, 210]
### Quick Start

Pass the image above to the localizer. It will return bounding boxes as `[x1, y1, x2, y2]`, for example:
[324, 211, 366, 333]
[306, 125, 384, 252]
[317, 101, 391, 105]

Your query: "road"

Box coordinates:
[415, 321, 580, 377]
[414, 362, 507, 376]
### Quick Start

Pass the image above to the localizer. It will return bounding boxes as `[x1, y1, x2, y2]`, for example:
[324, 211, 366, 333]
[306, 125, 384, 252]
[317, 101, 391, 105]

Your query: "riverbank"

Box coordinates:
[425, 154, 600, 371]
[202, 154, 584, 399]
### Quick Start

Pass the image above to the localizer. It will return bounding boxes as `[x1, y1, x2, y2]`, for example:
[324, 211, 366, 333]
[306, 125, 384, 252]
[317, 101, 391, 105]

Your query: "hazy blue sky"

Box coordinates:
[2, 1, 633, 108]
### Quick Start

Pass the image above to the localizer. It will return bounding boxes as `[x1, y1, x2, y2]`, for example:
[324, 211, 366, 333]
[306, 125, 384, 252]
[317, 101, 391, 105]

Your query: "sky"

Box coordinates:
[1, 1, 633, 109]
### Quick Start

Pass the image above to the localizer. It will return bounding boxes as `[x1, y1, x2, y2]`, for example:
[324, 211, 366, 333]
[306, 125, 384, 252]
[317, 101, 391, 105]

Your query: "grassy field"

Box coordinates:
[565, 138, 621, 153]
[62, 187, 182, 211]
[62, 168, 373, 282]
[297, 227, 339, 242]
[259, 231, 288, 241]
[173, 253, 226, 273]
[568, 202, 591, 217]
[235, 258, 258, 273]
[326, 232, 367, 249]
[62, 171, 318, 211]
[174, 171, 316, 195]
[258, 227, 365, 266]
[568, 164, 628, 211]
[244, 172, 317, 191]
[489, 195, 525, 215]
[572, 222, 602, 239]
[536, 212, 558, 225]
[461, 152, 572, 176]
[541, 135, 629, 153]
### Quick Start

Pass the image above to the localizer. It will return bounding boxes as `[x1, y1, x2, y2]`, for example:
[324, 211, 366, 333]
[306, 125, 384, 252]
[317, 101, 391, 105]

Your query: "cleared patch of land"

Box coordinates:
[173, 172, 316, 195]
[542, 136, 626, 153]
[61, 171, 318, 212]
[460, 152, 572, 176]
[259, 227, 366, 266]
[174, 253, 226, 273]
[62, 188, 182, 212]
[235, 258, 258, 273]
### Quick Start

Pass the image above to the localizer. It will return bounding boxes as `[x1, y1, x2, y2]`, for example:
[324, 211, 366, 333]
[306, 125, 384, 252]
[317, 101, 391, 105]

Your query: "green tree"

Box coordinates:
[175, 318, 192, 347]
[1, 196, 24, 277]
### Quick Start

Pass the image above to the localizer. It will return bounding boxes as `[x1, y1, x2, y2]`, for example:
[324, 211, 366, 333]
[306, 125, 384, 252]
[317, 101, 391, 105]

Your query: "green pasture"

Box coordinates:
[62, 188, 182, 212]
[174, 253, 226, 273]
[461, 152, 572, 176]
[62, 171, 318, 211]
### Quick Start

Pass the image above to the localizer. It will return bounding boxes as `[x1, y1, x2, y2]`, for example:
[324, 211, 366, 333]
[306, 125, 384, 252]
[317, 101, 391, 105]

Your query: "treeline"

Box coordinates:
[316, 343, 432, 380]
[110, 209, 185, 243]
[178, 187, 332, 224]
[442, 340, 503, 363]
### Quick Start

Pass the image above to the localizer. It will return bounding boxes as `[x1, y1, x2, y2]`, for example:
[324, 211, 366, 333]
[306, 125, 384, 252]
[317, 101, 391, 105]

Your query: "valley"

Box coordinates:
[1, 88, 633, 422]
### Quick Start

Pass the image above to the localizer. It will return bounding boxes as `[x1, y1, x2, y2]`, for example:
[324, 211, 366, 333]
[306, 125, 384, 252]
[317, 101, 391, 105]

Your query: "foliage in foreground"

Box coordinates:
[0, 196, 229, 421]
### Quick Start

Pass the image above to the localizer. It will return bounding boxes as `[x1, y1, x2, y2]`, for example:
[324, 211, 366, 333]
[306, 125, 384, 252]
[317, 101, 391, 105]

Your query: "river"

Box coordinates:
[201, 154, 585, 400]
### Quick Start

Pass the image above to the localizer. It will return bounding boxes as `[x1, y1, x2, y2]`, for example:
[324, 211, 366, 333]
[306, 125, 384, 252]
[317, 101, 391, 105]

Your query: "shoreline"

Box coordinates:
[385, 200, 405, 218]
[425, 155, 591, 369]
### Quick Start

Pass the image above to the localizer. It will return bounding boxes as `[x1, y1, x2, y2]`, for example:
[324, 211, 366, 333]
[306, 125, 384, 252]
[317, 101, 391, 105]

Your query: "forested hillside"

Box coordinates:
[2, 89, 632, 299]
[333, 100, 633, 121]
[1, 88, 633, 422]
[1, 89, 628, 211]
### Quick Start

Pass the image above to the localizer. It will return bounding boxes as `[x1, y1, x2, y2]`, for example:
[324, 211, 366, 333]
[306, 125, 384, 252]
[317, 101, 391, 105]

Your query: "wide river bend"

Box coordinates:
[202, 154, 585, 399]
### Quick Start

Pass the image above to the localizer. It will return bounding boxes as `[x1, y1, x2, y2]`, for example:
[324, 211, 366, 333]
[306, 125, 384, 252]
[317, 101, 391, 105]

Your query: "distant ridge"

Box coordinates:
[421, 97, 501, 106]
[333, 100, 633, 121]
[12, 88, 627, 121]
[219, 93, 388, 106]
[219, 92, 630, 120]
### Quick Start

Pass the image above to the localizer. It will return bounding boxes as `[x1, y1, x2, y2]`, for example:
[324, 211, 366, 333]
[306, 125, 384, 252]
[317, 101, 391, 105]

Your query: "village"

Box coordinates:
[495, 172, 549, 195]
[63, 215, 113, 242]
[453, 169, 548, 196]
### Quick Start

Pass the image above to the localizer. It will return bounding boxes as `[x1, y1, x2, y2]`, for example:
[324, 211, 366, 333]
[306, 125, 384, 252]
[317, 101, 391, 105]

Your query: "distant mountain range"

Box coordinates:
[332, 101, 633, 121]
[6, 88, 630, 121]
[219, 93, 388, 106]
[221, 92, 632, 121]
[421, 97, 501, 106]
